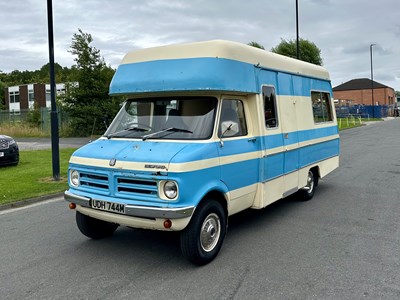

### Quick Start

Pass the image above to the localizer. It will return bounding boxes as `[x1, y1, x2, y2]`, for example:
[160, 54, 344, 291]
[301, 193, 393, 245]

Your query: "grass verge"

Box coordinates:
[0, 148, 76, 206]
[338, 117, 383, 130]
[0, 123, 49, 138]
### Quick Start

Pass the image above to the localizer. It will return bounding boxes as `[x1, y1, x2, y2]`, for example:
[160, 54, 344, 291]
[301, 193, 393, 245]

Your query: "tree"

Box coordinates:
[248, 41, 265, 50]
[61, 29, 120, 136]
[0, 80, 6, 110]
[35, 63, 67, 83]
[271, 38, 323, 66]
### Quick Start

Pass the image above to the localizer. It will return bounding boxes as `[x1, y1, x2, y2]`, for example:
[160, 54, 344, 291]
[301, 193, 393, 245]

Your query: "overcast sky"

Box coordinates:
[1, 0, 399, 91]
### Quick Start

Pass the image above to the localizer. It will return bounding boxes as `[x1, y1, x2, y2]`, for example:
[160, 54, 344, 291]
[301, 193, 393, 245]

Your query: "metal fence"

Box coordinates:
[0, 108, 69, 133]
[336, 104, 396, 119]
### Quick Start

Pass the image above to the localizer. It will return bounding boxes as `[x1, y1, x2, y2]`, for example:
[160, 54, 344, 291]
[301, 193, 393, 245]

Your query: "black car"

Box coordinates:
[0, 135, 19, 166]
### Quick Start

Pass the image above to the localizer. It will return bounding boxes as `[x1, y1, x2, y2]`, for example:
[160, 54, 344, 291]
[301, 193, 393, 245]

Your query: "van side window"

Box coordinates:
[218, 99, 247, 137]
[263, 86, 278, 128]
[311, 91, 333, 123]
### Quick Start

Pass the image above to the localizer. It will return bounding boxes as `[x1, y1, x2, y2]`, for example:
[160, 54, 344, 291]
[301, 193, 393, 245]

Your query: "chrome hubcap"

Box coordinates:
[200, 213, 221, 252]
[305, 171, 314, 194]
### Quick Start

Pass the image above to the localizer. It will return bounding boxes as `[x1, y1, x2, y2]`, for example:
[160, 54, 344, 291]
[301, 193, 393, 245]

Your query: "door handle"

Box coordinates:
[248, 137, 257, 143]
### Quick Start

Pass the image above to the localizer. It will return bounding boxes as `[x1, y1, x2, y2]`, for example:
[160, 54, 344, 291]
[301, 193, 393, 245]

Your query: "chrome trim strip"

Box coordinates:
[282, 187, 298, 198]
[64, 190, 194, 219]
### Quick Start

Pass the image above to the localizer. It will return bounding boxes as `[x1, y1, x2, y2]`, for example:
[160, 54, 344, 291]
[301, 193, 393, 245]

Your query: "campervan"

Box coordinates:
[65, 40, 339, 265]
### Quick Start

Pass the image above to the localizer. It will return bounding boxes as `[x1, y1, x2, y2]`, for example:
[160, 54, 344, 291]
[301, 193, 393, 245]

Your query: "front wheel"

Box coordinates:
[180, 200, 227, 265]
[76, 211, 119, 239]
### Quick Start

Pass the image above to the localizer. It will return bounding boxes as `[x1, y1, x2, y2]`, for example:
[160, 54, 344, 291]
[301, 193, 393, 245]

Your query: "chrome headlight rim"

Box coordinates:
[162, 180, 178, 200]
[70, 170, 80, 187]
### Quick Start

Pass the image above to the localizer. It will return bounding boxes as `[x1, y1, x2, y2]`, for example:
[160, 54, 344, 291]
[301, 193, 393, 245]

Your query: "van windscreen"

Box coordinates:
[104, 96, 217, 140]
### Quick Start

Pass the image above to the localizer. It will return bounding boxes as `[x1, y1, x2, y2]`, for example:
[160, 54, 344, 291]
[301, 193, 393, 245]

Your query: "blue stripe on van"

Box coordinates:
[299, 138, 340, 168]
[263, 152, 284, 181]
[262, 137, 339, 182]
[298, 125, 339, 141]
[260, 125, 338, 149]
[110, 57, 331, 96]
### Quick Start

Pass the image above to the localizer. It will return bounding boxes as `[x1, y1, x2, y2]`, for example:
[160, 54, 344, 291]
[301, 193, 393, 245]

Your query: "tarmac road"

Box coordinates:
[16, 137, 91, 150]
[1, 119, 400, 299]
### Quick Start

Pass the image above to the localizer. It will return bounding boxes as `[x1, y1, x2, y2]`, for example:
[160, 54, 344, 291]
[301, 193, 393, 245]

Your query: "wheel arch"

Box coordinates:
[310, 165, 320, 186]
[187, 179, 229, 217]
[199, 189, 228, 218]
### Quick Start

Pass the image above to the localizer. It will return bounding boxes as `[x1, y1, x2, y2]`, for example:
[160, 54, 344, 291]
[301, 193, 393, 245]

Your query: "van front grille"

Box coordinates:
[79, 172, 109, 191]
[116, 177, 158, 197]
[75, 169, 159, 200]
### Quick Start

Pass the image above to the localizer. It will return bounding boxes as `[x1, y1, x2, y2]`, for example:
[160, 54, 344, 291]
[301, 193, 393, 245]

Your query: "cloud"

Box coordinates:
[1, 0, 399, 91]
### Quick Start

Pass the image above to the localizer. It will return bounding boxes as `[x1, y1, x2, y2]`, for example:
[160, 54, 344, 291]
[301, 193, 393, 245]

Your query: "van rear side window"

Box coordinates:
[263, 86, 278, 128]
[311, 91, 333, 123]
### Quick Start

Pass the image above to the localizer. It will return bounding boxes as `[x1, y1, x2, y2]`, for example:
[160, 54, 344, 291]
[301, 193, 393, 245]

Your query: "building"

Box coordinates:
[4, 83, 70, 112]
[333, 78, 395, 106]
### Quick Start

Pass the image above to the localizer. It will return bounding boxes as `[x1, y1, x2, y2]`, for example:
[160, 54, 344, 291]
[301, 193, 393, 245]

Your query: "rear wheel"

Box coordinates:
[298, 169, 318, 201]
[76, 211, 118, 239]
[180, 200, 227, 265]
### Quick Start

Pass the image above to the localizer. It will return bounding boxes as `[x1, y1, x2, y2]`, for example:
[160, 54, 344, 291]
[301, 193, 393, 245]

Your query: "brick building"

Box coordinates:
[4, 83, 69, 112]
[333, 78, 395, 106]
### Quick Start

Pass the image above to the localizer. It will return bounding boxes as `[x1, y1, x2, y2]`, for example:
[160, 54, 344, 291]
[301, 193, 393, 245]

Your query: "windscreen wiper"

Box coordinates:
[142, 127, 193, 141]
[106, 126, 149, 139]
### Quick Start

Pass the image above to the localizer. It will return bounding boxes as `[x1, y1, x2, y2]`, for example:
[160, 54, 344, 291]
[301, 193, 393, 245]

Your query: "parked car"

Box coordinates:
[0, 135, 19, 166]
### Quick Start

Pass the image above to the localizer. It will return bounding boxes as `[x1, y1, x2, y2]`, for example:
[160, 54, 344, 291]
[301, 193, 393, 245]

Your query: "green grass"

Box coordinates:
[338, 117, 383, 130]
[0, 148, 76, 206]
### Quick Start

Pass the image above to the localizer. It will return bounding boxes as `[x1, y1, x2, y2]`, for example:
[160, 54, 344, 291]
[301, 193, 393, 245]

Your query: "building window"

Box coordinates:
[28, 90, 34, 102]
[9, 91, 20, 103]
[46, 89, 51, 102]
[311, 91, 333, 123]
[263, 85, 278, 128]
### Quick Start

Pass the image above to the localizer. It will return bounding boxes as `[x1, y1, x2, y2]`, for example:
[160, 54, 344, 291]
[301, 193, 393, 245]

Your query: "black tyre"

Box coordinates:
[76, 211, 118, 239]
[180, 200, 227, 265]
[298, 169, 319, 201]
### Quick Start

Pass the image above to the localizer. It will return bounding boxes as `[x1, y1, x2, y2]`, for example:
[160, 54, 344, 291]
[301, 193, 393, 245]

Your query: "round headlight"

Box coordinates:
[70, 170, 80, 187]
[164, 181, 178, 199]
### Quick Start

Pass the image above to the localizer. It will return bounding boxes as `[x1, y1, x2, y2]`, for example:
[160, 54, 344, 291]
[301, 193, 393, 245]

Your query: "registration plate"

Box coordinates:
[91, 199, 125, 214]
[0, 152, 4, 157]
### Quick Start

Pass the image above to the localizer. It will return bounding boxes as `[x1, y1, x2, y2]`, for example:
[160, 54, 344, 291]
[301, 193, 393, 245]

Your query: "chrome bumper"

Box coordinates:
[64, 190, 194, 219]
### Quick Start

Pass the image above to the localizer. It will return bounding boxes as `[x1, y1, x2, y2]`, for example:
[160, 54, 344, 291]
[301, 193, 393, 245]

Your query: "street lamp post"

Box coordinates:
[46, 0, 60, 180]
[296, 0, 299, 59]
[370, 43, 376, 118]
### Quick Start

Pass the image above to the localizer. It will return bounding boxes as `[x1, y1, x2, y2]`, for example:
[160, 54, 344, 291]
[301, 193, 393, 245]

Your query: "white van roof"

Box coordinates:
[109, 40, 330, 95]
[120, 40, 330, 81]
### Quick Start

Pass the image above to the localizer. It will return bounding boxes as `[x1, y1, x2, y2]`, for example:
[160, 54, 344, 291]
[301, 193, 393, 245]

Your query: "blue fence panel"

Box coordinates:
[336, 105, 389, 119]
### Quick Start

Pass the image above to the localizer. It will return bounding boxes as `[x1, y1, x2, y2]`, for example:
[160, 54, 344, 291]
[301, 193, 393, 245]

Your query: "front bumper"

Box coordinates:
[0, 145, 19, 166]
[64, 190, 195, 219]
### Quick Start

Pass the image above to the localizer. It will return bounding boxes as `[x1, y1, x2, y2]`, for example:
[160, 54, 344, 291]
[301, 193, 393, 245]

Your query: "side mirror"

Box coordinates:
[103, 116, 109, 130]
[221, 121, 239, 137]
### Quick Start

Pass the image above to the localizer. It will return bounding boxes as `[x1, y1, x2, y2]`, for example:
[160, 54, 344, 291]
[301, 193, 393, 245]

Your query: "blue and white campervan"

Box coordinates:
[65, 40, 339, 265]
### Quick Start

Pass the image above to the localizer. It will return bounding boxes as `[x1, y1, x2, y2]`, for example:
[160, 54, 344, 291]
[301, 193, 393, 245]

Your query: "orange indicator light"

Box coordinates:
[163, 219, 172, 229]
